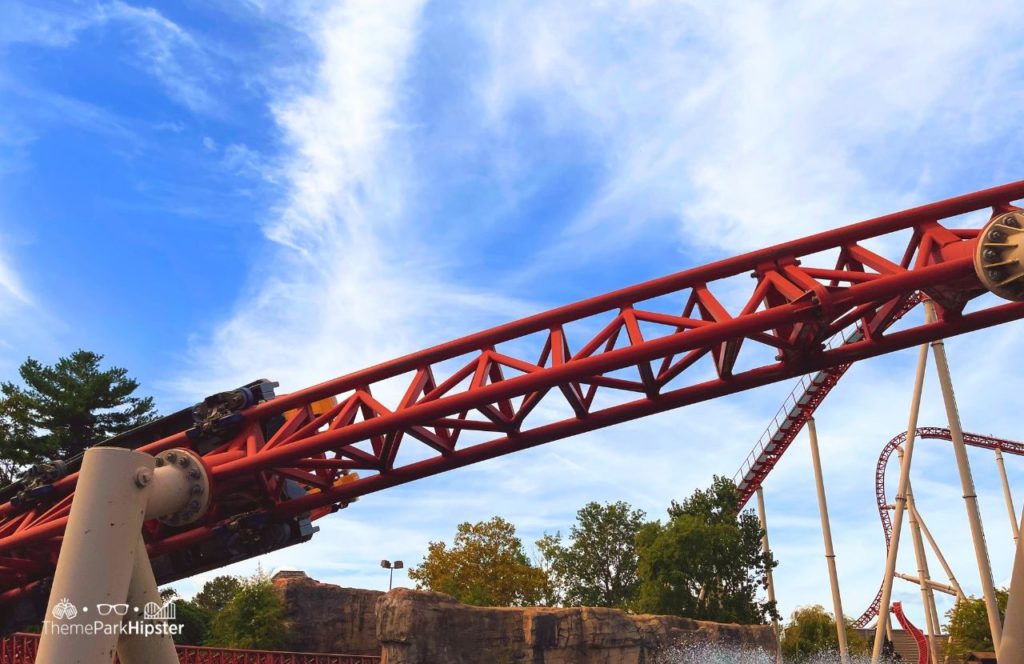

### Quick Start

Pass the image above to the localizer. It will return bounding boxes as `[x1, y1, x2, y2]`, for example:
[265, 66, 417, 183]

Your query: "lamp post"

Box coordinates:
[380, 559, 404, 590]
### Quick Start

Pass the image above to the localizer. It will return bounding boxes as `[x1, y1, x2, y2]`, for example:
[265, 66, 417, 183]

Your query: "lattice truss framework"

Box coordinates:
[2, 182, 1024, 605]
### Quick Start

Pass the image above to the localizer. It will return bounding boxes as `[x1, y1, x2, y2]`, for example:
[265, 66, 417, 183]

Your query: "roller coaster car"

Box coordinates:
[0, 381, 342, 634]
[151, 389, 359, 584]
[282, 396, 362, 519]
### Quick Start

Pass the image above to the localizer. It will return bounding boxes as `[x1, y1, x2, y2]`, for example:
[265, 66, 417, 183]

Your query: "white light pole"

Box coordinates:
[381, 559, 404, 590]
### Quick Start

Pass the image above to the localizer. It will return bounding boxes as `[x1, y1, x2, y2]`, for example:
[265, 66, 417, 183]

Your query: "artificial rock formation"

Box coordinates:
[273, 572, 775, 662]
[376, 588, 775, 664]
[272, 570, 382, 656]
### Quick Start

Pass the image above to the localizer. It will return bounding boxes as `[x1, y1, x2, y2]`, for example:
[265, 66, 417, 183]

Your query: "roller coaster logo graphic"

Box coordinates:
[142, 600, 176, 621]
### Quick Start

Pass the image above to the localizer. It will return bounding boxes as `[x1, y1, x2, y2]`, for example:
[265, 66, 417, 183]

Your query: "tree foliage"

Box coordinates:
[193, 575, 244, 614]
[173, 600, 213, 646]
[537, 501, 646, 609]
[0, 390, 46, 484]
[634, 475, 777, 624]
[206, 573, 291, 650]
[160, 575, 247, 646]
[945, 590, 1007, 662]
[0, 350, 156, 481]
[408, 516, 550, 606]
[780, 605, 868, 661]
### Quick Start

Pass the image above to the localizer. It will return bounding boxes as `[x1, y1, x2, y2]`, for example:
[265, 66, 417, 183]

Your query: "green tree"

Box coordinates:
[945, 590, 1007, 662]
[537, 501, 646, 608]
[192, 575, 243, 614]
[173, 600, 213, 646]
[206, 573, 291, 650]
[0, 350, 157, 480]
[634, 476, 777, 623]
[408, 516, 550, 606]
[0, 390, 47, 484]
[780, 605, 868, 661]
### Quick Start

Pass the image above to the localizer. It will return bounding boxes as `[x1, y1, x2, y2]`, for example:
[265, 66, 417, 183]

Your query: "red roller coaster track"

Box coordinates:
[733, 294, 920, 507]
[853, 428, 1024, 629]
[2, 182, 1024, 628]
[891, 601, 930, 664]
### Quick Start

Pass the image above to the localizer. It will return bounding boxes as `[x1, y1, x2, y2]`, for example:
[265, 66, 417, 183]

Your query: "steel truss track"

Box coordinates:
[2, 181, 1024, 618]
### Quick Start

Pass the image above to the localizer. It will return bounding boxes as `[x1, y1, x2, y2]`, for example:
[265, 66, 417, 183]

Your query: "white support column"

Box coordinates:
[905, 477, 941, 664]
[37, 447, 207, 664]
[893, 572, 958, 596]
[116, 537, 179, 663]
[756, 486, 782, 664]
[807, 417, 850, 664]
[928, 301, 1002, 651]
[1000, 521, 1024, 664]
[37, 448, 155, 664]
[872, 339, 930, 664]
[995, 447, 1020, 545]
[911, 502, 964, 599]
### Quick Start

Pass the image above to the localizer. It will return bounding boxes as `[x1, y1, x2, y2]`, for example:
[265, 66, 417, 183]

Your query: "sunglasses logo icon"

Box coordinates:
[96, 603, 130, 616]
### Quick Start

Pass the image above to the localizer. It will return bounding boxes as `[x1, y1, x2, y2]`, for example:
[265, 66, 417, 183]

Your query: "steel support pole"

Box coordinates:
[893, 572, 958, 596]
[37, 447, 203, 664]
[928, 301, 1002, 651]
[995, 447, 1020, 545]
[1000, 518, 1024, 664]
[905, 475, 941, 664]
[756, 487, 782, 664]
[872, 340, 929, 663]
[911, 502, 964, 599]
[807, 417, 850, 664]
[37, 448, 154, 664]
[116, 537, 178, 664]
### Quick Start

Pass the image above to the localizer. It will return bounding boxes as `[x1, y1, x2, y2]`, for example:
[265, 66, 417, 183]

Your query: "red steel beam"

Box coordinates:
[732, 292, 921, 509]
[0, 632, 381, 664]
[2, 181, 1024, 607]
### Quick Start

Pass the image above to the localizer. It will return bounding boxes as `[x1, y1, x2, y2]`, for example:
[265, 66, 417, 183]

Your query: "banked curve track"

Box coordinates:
[853, 427, 1024, 628]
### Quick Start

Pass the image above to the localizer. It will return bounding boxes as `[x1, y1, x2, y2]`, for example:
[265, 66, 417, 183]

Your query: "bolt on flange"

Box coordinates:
[154, 448, 210, 527]
[974, 211, 1024, 301]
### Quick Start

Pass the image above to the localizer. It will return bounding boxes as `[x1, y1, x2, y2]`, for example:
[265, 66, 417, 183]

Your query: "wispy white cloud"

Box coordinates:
[0, 249, 29, 307]
[103, 1, 220, 115]
[173, 0, 533, 397]
[0, 239, 62, 377]
[1, 1, 221, 115]
[474, 1, 1024, 260]
[0, 2, 98, 48]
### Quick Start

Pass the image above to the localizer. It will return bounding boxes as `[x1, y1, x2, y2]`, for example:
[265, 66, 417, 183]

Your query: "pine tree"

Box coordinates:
[0, 350, 157, 481]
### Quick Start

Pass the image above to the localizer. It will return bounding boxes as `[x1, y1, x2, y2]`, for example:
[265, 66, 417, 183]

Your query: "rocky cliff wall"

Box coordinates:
[274, 572, 776, 663]
[273, 571, 382, 656]
[376, 589, 775, 663]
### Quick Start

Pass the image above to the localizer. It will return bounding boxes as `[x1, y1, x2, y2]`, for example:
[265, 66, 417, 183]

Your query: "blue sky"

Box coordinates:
[2, 0, 1024, 629]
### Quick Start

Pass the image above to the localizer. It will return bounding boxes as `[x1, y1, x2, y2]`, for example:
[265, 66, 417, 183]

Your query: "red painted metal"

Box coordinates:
[733, 294, 920, 507]
[854, 428, 1024, 629]
[0, 633, 380, 663]
[171, 643, 378, 664]
[0, 631, 37, 663]
[2, 182, 1024, 610]
[891, 601, 929, 664]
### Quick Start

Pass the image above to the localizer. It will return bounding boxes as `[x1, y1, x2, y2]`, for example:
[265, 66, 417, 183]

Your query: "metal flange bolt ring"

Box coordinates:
[975, 211, 1024, 302]
[153, 448, 210, 527]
